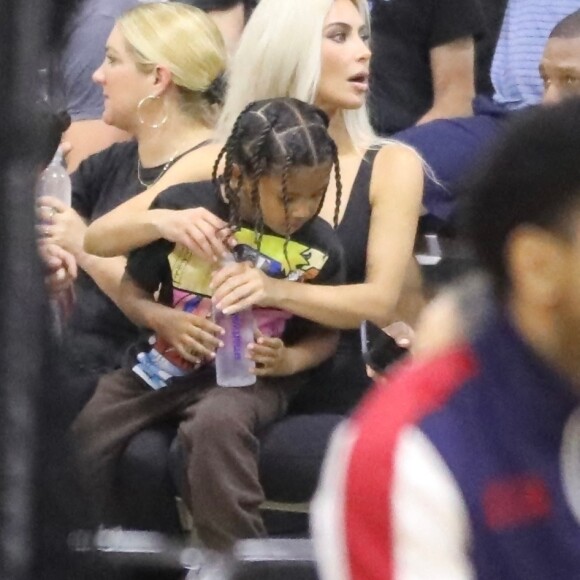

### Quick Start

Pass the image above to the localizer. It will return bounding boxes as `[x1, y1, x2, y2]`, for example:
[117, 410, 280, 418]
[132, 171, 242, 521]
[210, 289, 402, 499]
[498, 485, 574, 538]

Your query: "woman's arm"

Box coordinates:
[84, 143, 223, 257]
[213, 144, 424, 329]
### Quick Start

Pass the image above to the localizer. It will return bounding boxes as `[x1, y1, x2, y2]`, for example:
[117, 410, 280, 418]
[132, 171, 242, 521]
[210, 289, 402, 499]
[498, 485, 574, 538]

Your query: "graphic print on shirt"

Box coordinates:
[133, 226, 329, 389]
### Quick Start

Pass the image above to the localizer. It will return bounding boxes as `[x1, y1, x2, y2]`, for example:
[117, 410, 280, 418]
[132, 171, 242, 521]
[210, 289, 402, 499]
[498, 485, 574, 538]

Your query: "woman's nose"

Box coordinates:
[92, 64, 105, 84]
[356, 37, 371, 62]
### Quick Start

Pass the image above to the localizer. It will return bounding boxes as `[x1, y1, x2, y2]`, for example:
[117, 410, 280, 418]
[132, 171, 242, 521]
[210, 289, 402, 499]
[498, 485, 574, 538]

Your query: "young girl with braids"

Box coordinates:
[72, 97, 345, 551]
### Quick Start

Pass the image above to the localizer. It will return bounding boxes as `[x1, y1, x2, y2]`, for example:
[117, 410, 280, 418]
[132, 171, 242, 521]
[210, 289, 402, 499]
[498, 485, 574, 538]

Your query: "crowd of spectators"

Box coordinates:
[32, 0, 580, 577]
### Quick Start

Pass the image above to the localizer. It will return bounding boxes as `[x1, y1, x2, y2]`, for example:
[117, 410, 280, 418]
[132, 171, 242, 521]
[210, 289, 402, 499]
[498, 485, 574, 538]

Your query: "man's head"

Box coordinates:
[176, 0, 256, 55]
[464, 99, 580, 383]
[540, 9, 580, 104]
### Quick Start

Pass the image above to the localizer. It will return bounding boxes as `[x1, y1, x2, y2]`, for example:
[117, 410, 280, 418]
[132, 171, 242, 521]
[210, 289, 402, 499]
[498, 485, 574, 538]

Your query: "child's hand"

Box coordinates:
[211, 261, 277, 314]
[247, 331, 290, 377]
[153, 308, 224, 365]
[150, 208, 231, 262]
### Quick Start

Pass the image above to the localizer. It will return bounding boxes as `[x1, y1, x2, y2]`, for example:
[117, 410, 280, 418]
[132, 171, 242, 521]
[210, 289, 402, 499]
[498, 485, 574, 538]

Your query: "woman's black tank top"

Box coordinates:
[289, 149, 379, 415]
[336, 149, 379, 284]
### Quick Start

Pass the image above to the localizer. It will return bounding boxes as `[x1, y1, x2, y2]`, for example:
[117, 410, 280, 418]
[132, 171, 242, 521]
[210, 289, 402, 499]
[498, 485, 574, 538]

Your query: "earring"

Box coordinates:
[137, 94, 168, 129]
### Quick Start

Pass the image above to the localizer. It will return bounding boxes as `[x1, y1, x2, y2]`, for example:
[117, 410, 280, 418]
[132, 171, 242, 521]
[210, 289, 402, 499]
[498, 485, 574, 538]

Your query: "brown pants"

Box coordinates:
[72, 367, 301, 550]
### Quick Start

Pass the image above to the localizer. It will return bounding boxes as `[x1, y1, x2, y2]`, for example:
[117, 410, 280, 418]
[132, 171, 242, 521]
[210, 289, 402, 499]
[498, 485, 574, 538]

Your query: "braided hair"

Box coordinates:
[212, 97, 342, 262]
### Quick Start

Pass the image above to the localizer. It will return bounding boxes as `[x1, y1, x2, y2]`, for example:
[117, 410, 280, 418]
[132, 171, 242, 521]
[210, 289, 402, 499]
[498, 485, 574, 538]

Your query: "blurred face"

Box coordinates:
[509, 210, 580, 387]
[540, 36, 580, 104]
[240, 164, 332, 236]
[317, 0, 371, 114]
[208, 3, 246, 57]
[555, 212, 580, 385]
[92, 25, 154, 131]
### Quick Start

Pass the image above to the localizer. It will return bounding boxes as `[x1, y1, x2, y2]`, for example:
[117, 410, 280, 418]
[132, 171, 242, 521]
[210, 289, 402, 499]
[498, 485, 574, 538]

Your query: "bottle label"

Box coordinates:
[232, 313, 243, 361]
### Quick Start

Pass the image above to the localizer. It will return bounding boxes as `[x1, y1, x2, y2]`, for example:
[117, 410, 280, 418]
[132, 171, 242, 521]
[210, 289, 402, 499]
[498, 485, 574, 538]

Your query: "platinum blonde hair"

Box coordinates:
[118, 2, 226, 126]
[218, 0, 390, 150]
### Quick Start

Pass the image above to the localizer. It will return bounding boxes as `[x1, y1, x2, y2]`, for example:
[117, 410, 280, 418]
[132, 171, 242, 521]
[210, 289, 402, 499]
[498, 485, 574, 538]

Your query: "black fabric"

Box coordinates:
[62, 141, 154, 411]
[475, 0, 508, 97]
[257, 414, 343, 503]
[336, 150, 377, 285]
[0, 1, 118, 577]
[289, 151, 378, 415]
[124, 181, 226, 296]
[115, 423, 182, 534]
[369, 0, 485, 134]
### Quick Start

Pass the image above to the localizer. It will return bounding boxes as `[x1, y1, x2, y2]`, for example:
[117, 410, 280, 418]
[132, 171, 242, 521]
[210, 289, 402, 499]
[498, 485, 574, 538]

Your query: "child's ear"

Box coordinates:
[229, 163, 244, 190]
[230, 163, 241, 180]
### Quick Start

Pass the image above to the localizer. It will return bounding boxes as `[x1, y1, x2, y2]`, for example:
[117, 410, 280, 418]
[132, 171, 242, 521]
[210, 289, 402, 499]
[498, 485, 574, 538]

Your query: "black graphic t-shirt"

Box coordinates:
[125, 180, 345, 389]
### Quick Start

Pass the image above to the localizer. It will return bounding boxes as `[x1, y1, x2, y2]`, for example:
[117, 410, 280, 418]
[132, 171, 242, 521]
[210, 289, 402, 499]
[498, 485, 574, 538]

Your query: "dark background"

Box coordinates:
[0, 1, 97, 579]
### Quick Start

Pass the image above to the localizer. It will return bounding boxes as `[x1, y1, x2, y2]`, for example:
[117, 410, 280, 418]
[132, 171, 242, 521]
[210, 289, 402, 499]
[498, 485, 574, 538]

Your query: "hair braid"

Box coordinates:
[331, 141, 342, 229]
[281, 153, 292, 270]
[222, 139, 241, 230]
[220, 102, 255, 230]
[247, 116, 272, 248]
[211, 145, 227, 190]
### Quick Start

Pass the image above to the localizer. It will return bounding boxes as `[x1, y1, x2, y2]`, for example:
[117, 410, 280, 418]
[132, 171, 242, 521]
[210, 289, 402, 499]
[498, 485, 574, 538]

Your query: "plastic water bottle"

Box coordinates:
[36, 148, 72, 338]
[214, 255, 256, 387]
[36, 148, 71, 206]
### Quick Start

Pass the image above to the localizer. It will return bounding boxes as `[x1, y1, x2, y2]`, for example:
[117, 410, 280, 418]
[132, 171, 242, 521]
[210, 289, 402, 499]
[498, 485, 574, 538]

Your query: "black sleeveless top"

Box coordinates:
[337, 149, 378, 284]
[290, 149, 379, 415]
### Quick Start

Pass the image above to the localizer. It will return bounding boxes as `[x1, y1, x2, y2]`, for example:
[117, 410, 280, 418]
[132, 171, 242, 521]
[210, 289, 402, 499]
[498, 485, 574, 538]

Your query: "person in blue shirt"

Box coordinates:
[395, 0, 580, 226]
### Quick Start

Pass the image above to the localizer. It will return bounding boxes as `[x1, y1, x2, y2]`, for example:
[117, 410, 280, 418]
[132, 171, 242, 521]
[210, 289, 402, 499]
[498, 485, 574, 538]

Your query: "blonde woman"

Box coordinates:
[85, 0, 424, 411]
[40, 2, 227, 413]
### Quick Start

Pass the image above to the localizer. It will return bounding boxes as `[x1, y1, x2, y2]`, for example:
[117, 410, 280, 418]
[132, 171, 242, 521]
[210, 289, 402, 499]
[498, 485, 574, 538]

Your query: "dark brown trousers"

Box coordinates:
[72, 367, 301, 550]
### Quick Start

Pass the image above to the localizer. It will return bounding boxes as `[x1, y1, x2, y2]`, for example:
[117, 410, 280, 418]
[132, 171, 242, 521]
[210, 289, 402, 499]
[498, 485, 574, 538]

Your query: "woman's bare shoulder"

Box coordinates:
[373, 141, 424, 173]
[369, 141, 424, 205]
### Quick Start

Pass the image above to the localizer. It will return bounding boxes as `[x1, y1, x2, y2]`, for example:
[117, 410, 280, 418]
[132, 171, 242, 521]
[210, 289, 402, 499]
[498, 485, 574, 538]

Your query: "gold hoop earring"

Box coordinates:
[137, 94, 168, 129]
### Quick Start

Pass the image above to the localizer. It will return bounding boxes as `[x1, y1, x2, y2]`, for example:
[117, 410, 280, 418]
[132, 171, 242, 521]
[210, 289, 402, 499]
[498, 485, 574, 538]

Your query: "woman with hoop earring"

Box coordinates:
[38, 2, 229, 420]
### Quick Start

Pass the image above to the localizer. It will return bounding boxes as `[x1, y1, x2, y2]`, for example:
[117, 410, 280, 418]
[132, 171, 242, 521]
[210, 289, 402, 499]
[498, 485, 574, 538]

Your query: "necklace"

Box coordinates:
[136, 138, 213, 189]
[137, 150, 179, 189]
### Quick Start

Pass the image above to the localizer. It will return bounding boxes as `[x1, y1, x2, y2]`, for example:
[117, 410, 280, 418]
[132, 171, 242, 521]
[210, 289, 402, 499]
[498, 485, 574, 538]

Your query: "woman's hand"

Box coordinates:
[37, 196, 87, 258]
[152, 308, 224, 365]
[248, 331, 291, 377]
[151, 207, 231, 262]
[211, 261, 279, 314]
[39, 242, 78, 296]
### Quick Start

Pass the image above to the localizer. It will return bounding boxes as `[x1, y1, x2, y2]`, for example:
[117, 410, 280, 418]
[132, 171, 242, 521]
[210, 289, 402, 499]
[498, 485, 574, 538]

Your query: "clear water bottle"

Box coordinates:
[36, 148, 73, 339]
[36, 148, 71, 206]
[213, 255, 256, 387]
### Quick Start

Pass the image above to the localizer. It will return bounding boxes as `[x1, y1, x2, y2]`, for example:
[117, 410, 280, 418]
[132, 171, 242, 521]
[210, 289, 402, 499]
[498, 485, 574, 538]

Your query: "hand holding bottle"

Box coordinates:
[39, 242, 77, 296]
[211, 258, 279, 314]
[37, 196, 88, 258]
[151, 306, 224, 365]
[247, 330, 290, 377]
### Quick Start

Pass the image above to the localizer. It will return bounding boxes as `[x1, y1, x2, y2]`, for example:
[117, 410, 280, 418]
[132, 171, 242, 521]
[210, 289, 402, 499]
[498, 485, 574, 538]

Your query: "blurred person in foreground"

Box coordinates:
[312, 98, 580, 579]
